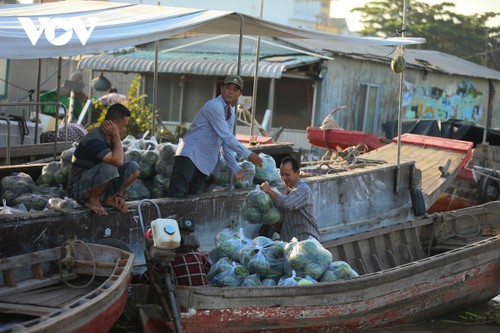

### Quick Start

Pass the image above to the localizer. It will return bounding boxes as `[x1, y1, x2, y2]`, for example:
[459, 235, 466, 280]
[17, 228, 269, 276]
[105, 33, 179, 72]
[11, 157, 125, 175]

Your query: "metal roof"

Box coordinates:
[283, 38, 500, 81]
[77, 50, 320, 79]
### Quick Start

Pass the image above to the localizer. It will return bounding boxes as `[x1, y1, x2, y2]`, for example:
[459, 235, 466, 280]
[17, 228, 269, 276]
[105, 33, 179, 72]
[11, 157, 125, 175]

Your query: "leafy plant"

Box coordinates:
[88, 75, 173, 140]
[441, 307, 500, 325]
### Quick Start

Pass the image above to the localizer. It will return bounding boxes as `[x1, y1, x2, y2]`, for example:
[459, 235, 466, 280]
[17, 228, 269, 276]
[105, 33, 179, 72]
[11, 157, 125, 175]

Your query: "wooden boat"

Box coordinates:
[0, 134, 472, 260]
[307, 123, 500, 213]
[429, 143, 500, 212]
[307, 126, 389, 152]
[137, 201, 500, 333]
[0, 241, 134, 333]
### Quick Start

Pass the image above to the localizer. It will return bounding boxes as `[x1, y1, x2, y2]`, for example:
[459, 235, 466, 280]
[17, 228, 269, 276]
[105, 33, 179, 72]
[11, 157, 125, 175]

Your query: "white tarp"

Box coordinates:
[0, 0, 425, 60]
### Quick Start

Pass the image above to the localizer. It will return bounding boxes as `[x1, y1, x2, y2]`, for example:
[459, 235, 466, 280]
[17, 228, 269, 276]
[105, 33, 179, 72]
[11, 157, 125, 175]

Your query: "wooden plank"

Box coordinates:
[32, 263, 44, 279]
[0, 247, 61, 271]
[0, 273, 77, 298]
[0, 301, 60, 316]
[363, 141, 469, 208]
[3, 269, 15, 288]
[0, 142, 67, 158]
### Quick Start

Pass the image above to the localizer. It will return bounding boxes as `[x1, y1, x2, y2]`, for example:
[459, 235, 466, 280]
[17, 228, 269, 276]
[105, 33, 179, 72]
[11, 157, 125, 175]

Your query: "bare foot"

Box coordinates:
[103, 195, 128, 213]
[84, 197, 108, 215]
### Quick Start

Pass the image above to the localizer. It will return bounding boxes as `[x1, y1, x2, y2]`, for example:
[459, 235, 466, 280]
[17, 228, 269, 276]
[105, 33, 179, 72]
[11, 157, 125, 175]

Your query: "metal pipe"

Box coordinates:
[395, 0, 408, 193]
[35, 59, 42, 144]
[152, 40, 159, 138]
[55, 58, 62, 159]
[0, 116, 11, 164]
[1, 101, 69, 158]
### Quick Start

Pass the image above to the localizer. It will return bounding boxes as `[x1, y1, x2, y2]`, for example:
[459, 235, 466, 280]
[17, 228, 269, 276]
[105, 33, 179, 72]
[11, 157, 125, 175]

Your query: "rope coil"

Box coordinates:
[59, 237, 97, 289]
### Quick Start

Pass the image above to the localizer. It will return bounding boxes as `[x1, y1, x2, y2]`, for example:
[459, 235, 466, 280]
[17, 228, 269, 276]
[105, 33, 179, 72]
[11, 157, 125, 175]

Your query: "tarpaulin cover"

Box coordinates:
[0, 1, 426, 60]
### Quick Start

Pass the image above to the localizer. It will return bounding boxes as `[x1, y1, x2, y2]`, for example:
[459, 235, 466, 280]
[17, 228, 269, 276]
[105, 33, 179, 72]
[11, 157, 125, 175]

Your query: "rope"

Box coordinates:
[59, 237, 97, 289]
[427, 213, 481, 255]
[471, 167, 500, 183]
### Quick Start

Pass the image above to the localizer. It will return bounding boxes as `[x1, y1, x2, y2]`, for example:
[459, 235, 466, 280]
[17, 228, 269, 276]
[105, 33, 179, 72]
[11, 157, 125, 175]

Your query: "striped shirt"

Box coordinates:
[176, 95, 252, 176]
[277, 179, 320, 242]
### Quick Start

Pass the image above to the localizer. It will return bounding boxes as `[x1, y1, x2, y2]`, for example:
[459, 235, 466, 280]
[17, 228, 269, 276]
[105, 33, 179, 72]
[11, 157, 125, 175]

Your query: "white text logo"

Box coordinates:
[18, 17, 99, 46]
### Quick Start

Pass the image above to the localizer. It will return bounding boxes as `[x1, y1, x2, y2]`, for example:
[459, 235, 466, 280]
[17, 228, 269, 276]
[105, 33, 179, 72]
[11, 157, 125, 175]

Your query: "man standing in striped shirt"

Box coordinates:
[260, 156, 320, 242]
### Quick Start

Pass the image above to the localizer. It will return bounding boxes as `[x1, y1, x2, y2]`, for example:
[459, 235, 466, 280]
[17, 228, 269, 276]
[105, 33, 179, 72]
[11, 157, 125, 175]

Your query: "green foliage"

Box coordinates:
[351, 0, 500, 71]
[88, 75, 173, 140]
[441, 307, 500, 325]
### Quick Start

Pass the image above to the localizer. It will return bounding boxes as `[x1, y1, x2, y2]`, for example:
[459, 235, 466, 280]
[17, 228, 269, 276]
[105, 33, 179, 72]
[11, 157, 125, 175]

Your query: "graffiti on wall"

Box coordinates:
[403, 80, 483, 121]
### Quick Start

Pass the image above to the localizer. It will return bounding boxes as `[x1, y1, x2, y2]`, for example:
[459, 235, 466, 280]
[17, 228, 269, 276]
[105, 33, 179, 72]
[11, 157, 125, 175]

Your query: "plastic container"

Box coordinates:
[150, 218, 181, 250]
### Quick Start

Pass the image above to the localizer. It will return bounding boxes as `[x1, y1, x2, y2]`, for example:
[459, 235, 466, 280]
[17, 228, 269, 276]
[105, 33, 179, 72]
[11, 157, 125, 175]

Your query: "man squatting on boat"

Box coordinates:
[67, 103, 141, 215]
[260, 156, 320, 242]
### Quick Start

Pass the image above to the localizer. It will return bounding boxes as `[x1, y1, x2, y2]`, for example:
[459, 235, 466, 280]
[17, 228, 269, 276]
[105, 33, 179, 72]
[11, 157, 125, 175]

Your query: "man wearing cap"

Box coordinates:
[168, 75, 263, 197]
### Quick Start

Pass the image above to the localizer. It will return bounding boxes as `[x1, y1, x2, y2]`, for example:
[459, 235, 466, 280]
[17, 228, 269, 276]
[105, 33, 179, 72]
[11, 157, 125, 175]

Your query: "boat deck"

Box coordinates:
[362, 134, 473, 208]
[0, 276, 106, 317]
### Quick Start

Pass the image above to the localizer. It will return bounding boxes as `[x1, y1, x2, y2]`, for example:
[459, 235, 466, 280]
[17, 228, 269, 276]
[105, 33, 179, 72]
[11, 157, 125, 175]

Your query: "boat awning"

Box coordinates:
[77, 51, 320, 79]
[0, 1, 425, 60]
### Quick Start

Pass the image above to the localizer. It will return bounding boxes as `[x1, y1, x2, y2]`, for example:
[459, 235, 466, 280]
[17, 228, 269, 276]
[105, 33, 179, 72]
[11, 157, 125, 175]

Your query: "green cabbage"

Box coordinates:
[254, 153, 281, 184]
[209, 261, 249, 287]
[1, 172, 38, 205]
[284, 237, 332, 279]
[240, 274, 262, 286]
[329, 261, 359, 279]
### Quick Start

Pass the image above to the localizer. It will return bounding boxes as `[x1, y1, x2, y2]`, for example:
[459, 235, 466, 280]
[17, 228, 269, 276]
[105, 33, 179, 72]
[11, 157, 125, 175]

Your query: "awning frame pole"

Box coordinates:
[237, 14, 244, 74]
[249, 0, 264, 138]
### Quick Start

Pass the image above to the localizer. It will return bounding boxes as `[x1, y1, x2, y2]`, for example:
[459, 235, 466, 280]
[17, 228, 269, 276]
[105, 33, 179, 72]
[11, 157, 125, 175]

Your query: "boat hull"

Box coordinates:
[165, 247, 498, 332]
[137, 203, 500, 333]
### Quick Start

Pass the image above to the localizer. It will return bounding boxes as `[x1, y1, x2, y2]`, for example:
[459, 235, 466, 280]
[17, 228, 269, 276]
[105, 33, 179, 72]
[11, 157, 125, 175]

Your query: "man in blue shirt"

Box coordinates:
[168, 75, 263, 197]
[67, 103, 140, 215]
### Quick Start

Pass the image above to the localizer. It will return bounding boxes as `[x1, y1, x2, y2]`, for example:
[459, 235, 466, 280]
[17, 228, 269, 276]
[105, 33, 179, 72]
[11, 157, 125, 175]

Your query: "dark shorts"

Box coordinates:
[168, 156, 207, 197]
[71, 161, 140, 204]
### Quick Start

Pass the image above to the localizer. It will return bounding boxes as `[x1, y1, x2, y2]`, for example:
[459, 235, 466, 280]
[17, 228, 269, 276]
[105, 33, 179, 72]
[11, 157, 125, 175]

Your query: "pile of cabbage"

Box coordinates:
[0, 172, 78, 212]
[36, 147, 75, 188]
[207, 229, 358, 287]
[75, 136, 277, 199]
[240, 187, 283, 226]
[0, 136, 282, 213]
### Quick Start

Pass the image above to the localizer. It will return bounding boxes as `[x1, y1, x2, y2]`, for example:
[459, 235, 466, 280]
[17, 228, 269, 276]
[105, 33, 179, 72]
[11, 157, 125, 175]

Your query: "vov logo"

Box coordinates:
[18, 17, 99, 46]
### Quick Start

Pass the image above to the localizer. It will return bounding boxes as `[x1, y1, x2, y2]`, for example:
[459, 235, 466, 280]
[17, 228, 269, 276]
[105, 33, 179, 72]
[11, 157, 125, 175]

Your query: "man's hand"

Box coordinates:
[248, 152, 263, 168]
[102, 120, 120, 140]
[259, 181, 271, 193]
[235, 169, 246, 181]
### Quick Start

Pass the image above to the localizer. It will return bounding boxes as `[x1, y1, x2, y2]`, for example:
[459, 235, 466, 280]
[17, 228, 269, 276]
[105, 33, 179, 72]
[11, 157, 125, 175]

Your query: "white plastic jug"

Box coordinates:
[150, 218, 181, 250]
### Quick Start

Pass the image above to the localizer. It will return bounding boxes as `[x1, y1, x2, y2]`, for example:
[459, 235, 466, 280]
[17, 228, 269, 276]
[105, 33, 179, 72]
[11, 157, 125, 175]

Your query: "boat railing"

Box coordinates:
[0, 101, 69, 163]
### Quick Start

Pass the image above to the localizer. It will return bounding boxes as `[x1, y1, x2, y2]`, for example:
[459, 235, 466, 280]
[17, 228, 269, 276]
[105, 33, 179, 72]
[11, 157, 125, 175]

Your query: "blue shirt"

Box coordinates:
[176, 95, 252, 176]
